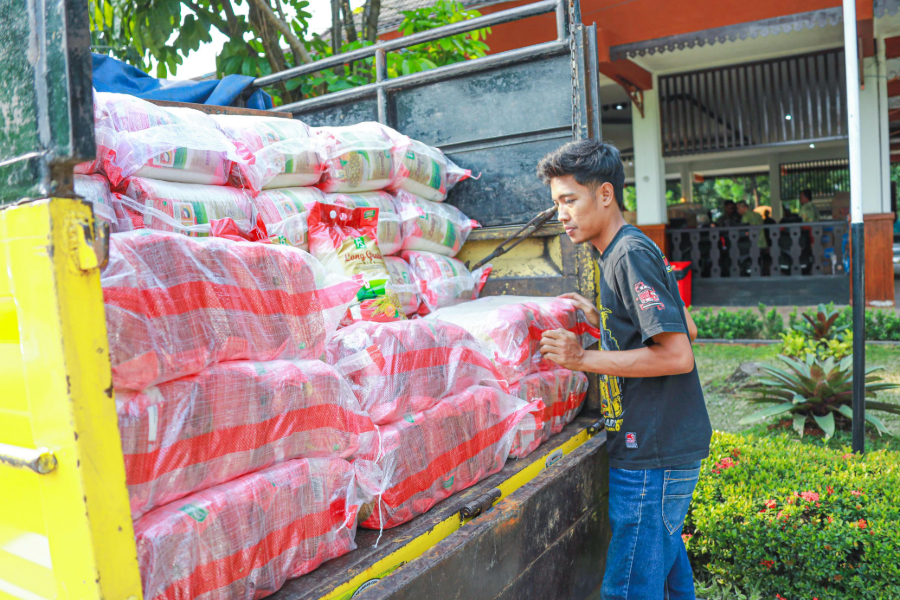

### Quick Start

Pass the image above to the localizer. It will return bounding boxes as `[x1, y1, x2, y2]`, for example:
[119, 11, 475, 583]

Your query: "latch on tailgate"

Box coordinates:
[0, 442, 58, 474]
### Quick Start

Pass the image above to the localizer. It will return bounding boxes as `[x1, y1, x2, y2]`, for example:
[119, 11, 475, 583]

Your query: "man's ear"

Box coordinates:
[598, 182, 616, 208]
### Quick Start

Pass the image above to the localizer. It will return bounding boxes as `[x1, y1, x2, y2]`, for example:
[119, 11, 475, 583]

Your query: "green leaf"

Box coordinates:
[812, 412, 835, 440]
[864, 412, 892, 436]
[792, 413, 806, 438]
[738, 402, 796, 425]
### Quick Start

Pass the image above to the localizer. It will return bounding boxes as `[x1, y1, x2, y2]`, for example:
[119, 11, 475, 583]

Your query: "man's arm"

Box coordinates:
[684, 307, 698, 342]
[540, 329, 695, 378]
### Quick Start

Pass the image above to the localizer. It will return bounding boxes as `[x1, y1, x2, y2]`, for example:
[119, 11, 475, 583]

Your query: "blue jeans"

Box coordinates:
[601, 461, 701, 600]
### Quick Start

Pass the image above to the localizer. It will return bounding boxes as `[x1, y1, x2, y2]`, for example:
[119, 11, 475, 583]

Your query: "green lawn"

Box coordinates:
[694, 342, 900, 449]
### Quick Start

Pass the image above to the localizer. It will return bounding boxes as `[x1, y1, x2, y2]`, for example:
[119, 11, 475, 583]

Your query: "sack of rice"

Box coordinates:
[134, 458, 378, 600]
[117, 359, 376, 519]
[94, 92, 241, 187]
[211, 114, 324, 192]
[394, 190, 478, 257]
[388, 139, 471, 202]
[75, 174, 120, 231]
[326, 191, 402, 256]
[117, 177, 255, 236]
[307, 202, 405, 323]
[325, 320, 506, 425]
[383, 257, 420, 315]
[508, 368, 588, 458]
[254, 187, 325, 251]
[103, 230, 360, 390]
[401, 250, 491, 314]
[316, 122, 408, 193]
[356, 386, 536, 529]
[425, 296, 600, 383]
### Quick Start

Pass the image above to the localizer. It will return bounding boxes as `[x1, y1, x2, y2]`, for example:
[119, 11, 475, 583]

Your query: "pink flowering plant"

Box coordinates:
[685, 432, 900, 599]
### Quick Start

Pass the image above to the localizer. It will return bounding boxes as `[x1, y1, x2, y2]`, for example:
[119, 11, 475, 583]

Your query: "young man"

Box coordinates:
[736, 200, 767, 249]
[535, 140, 712, 600]
[798, 189, 820, 222]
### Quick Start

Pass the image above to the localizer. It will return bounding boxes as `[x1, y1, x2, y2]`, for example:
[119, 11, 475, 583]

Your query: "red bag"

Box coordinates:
[104, 230, 360, 390]
[117, 359, 376, 519]
[508, 368, 589, 458]
[135, 458, 376, 600]
[356, 386, 537, 529]
[326, 320, 507, 425]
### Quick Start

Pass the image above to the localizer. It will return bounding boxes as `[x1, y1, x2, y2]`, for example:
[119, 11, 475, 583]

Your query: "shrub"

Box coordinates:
[686, 432, 900, 600]
[779, 330, 852, 360]
[694, 308, 764, 340]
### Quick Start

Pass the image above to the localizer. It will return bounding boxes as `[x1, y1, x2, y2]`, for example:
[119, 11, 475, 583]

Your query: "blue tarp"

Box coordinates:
[91, 53, 273, 110]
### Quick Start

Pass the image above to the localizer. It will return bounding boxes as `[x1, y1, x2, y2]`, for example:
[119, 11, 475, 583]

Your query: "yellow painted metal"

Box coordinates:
[320, 426, 595, 600]
[0, 199, 143, 600]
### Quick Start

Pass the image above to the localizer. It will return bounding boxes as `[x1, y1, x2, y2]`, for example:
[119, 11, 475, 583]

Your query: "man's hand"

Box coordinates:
[558, 292, 600, 328]
[540, 329, 586, 370]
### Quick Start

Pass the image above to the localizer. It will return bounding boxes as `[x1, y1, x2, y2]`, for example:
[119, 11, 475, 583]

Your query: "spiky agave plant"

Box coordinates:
[740, 354, 899, 440]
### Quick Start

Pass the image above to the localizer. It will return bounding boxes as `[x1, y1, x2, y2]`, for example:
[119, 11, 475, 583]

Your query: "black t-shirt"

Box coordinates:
[596, 225, 712, 469]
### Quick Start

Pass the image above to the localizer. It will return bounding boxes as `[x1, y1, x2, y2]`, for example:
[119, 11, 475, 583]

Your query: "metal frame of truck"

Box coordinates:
[0, 1, 610, 598]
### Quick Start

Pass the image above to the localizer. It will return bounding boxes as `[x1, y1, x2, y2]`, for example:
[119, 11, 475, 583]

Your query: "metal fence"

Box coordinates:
[780, 158, 850, 200]
[659, 48, 847, 156]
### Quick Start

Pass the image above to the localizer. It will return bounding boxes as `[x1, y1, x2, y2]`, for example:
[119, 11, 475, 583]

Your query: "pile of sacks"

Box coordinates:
[89, 92, 598, 599]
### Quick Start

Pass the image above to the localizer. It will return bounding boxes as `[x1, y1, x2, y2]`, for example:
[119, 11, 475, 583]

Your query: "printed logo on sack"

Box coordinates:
[625, 432, 638, 449]
[353, 236, 366, 250]
[634, 282, 664, 311]
[179, 504, 209, 522]
[363, 209, 377, 220]
[441, 475, 455, 489]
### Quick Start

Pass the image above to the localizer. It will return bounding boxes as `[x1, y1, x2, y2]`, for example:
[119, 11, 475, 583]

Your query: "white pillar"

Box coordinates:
[858, 49, 890, 215]
[768, 155, 783, 221]
[633, 75, 667, 225]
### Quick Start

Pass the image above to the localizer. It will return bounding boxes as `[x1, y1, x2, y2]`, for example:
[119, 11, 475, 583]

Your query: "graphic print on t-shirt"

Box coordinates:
[597, 304, 624, 432]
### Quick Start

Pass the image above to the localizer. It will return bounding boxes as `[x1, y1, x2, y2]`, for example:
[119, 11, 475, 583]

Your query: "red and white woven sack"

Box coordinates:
[326, 320, 507, 425]
[316, 123, 409, 193]
[394, 190, 478, 257]
[425, 296, 600, 384]
[508, 368, 589, 458]
[135, 458, 378, 600]
[400, 250, 490, 314]
[103, 230, 360, 390]
[117, 359, 376, 519]
[253, 187, 325, 251]
[356, 385, 537, 529]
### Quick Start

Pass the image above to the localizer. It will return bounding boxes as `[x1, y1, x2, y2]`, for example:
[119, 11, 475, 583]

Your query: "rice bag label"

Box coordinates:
[179, 504, 209, 522]
[337, 150, 393, 188]
[402, 151, 443, 193]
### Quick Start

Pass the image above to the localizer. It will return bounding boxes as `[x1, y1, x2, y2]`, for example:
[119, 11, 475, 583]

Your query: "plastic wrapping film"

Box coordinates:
[325, 192, 402, 256]
[316, 122, 409, 193]
[74, 174, 120, 231]
[401, 250, 491, 314]
[508, 368, 589, 459]
[211, 114, 324, 192]
[425, 296, 601, 383]
[307, 203, 405, 323]
[103, 230, 360, 390]
[117, 358, 376, 519]
[394, 190, 478, 257]
[383, 257, 420, 315]
[356, 385, 537, 529]
[325, 319, 507, 425]
[254, 188, 325, 251]
[135, 457, 379, 600]
[94, 92, 243, 187]
[117, 177, 256, 236]
[387, 139, 471, 202]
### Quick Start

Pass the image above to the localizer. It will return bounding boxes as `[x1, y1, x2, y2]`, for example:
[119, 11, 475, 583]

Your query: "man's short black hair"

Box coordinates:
[800, 188, 813, 201]
[723, 200, 735, 207]
[536, 140, 625, 210]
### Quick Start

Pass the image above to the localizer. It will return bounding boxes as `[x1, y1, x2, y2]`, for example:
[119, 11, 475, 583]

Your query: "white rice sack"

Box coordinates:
[383, 257, 421, 315]
[401, 250, 491, 314]
[117, 177, 255, 236]
[389, 139, 471, 202]
[316, 122, 409, 193]
[211, 114, 324, 192]
[74, 174, 120, 231]
[253, 187, 325, 251]
[395, 190, 479, 257]
[94, 92, 242, 187]
[326, 191, 402, 255]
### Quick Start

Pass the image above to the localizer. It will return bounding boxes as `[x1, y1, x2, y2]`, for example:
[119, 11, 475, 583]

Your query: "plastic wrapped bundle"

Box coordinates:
[211, 114, 324, 191]
[508, 369, 589, 458]
[388, 139, 471, 202]
[103, 230, 360, 390]
[75, 174, 120, 230]
[395, 190, 478, 257]
[425, 296, 600, 383]
[356, 386, 536, 529]
[401, 250, 491, 314]
[326, 192, 402, 256]
[94, 92, 241, 187]
[117, 359, 376, 518]
[254, 188, 325, 251]
[117, 177, 256, 236]
[383, 257, 420, 315]
[325, 320, 506, 425]
[316, 122, 408, 193]
[135, 458, 376, 600]
[307, 202, 405, 323]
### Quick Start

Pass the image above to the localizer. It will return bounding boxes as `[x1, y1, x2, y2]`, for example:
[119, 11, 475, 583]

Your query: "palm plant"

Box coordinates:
[740, 354, 899, 440]
[793, 303, 850, 341]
